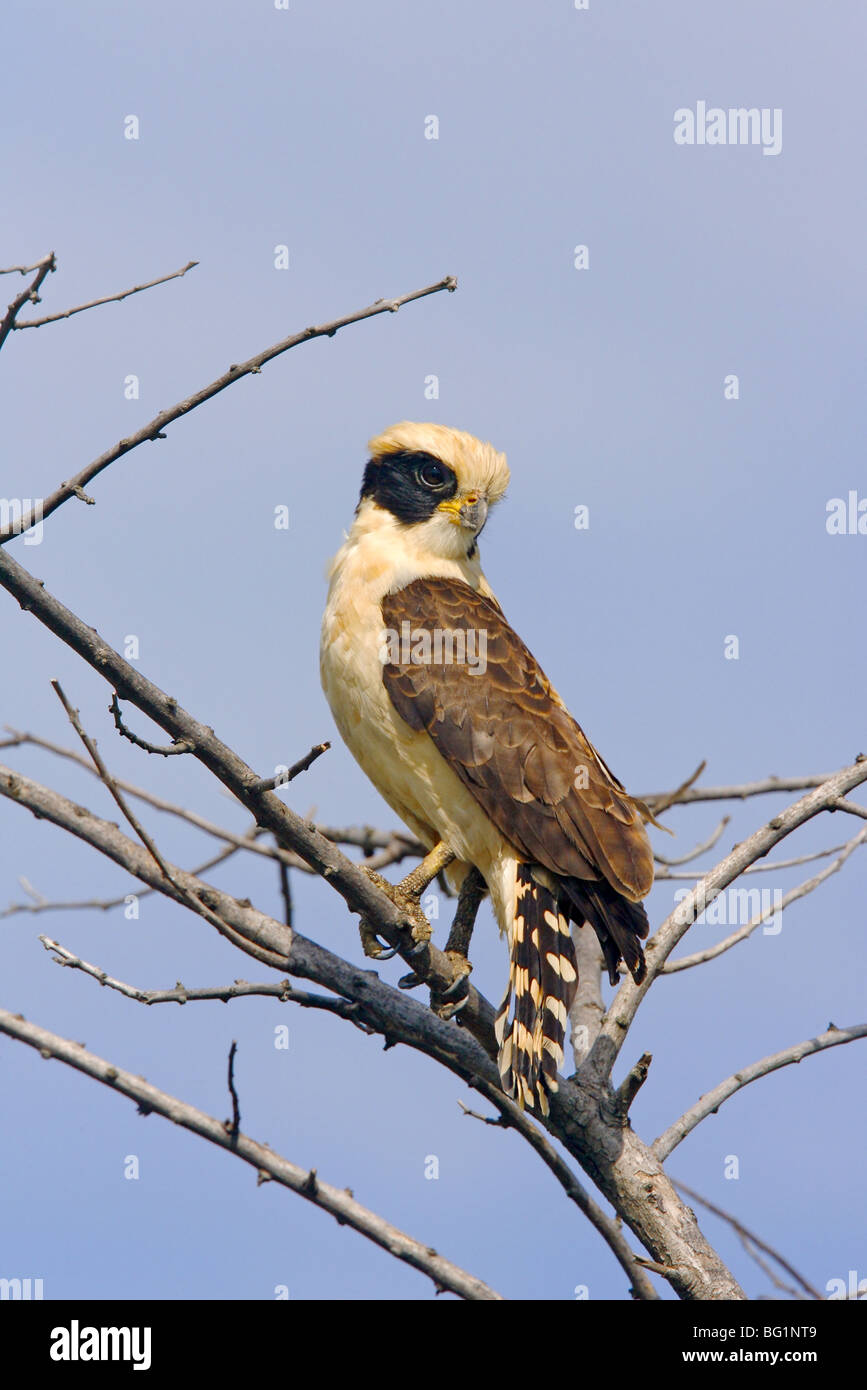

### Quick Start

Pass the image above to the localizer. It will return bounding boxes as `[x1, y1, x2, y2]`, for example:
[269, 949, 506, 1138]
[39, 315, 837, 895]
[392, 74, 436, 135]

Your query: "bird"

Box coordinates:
[320, 422, 655, 1114]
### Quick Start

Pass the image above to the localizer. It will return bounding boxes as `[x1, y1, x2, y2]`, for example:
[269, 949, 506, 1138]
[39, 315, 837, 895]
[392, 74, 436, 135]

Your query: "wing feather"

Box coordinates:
[381, 577, 654, 902]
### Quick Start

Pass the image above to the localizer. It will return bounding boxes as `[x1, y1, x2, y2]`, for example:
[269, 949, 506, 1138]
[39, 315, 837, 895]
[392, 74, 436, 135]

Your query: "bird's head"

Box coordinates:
[358, 422, 510, 560]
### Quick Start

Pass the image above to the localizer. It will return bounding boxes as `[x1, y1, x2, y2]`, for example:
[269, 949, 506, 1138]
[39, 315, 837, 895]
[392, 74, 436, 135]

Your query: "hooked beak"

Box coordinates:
[439, 493, 489, 535]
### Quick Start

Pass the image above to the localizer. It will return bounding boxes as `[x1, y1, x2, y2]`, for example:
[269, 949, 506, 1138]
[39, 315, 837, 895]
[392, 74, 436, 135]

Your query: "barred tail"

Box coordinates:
[494, 864, 578, 1116]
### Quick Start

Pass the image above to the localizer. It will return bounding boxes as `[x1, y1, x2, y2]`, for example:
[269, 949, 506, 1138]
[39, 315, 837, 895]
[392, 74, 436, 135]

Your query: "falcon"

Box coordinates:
[320, 423, 655, 1113]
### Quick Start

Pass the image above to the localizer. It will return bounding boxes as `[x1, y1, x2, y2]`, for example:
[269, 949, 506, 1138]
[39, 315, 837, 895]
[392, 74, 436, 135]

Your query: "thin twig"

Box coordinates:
[640, 771, 839, 808]
[591, 757, 867, 1076]
[51, 681, 179, 888]
[0, 258, 55, 276]
[653, 816, 730, 866]
[662, 828, 867, 973]
[225, 1041, 241, 1142]
[654, 1023, 867, 1160]
[672, 1179, 823, 1301]
[247, 742, 331, 795]
[0, 1006, 502, 1301]
[0, 254, 55, 353]
[110, 694, 194, 756]
[15, 260, 198, 329]
[0, 274, 458, 541]
[460, 1081, 659, 1301]
[646, 760, 706, 814]
[38, 938, 376, 1033]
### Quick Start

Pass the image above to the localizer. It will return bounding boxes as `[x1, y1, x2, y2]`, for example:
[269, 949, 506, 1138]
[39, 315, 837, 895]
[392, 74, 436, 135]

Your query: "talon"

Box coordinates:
[359, 920, 398, 961]
[441, 972, 470, 1002]
[406, 938, 429, 958]
[398, 972, 423, 990]
[435, 993, 470, 1021]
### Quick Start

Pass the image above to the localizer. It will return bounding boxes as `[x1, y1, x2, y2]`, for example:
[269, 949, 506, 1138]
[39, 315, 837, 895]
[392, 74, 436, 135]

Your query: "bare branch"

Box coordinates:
[656, 838, 860, 880]
[0, 1005, 501, 1301]
[662, 827, 867, 974]
[654, 1023, 867, 1161]
[247, 742, 331, 795]
[225, 1041, 241, 1141]
[654, 816, 730, 866]
[832, 798, 867, 822]
[51, 680, 179, 889]
[0, 274, 458, 542]
[590, 758, 867, 1076]
[39, 937, 374, 1030]
[672, 1180, 823, 1301]
[109, 694, 194, 756]
[459, 1086, 659, 1301]
[0, 257, 56, 276]
[14, 260, 198, 330]
[0, 760, 745, 1298]
[0, 254, 55, 353]
[641, 771, 839, 808]
[646, 760, 706, 814]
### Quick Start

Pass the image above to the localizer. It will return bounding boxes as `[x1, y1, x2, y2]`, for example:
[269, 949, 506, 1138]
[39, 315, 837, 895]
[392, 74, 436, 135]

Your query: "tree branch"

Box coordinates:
[653, 1023, 867, 1160]
[459, 1086, 659, 1300]
[14, 260, 198, 330]
[661, 827, 867, 974]
[589, 758, 867, 1077]
[0, 274, 457, 542]
[0, 760, 745, 1299]
[672, 1180, 823, 1301]
[0, 1005, 501, 1301]
[39, 936, 374, 1031]
[0, 254, 55, 353]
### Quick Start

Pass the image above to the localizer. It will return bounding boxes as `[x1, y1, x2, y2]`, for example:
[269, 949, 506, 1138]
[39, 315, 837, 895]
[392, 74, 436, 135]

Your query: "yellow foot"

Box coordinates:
[358, 866, 433, 960]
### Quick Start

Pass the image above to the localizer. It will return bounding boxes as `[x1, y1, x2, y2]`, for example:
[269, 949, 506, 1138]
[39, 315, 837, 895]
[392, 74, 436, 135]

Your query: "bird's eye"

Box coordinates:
[417, 459, 446, 489]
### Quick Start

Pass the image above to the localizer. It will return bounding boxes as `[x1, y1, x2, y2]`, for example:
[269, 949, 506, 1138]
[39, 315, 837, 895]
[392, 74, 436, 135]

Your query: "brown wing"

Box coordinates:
[380, 577, 653, 902]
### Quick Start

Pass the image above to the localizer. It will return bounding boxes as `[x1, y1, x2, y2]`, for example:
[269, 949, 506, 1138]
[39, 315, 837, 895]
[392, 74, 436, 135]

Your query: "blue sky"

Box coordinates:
[1, 0, 865, 1300]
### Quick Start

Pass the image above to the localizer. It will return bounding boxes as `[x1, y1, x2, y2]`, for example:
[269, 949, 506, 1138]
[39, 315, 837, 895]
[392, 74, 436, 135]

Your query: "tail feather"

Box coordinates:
[495, 865, 650, 1113]
[494, 865, 578, 1115]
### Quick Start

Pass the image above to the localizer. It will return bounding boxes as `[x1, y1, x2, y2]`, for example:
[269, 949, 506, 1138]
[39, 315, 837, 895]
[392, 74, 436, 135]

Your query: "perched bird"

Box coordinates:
[320, 423, 654, 1113]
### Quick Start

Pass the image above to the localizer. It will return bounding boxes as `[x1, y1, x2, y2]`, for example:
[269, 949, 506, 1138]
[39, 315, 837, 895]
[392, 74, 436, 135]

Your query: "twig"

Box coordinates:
[653, 816, 730, 866]
[0, 759, 744, 1299]
[0, 275, 458, 541]
[590, 757, 867, 1077]
[38, 938, 376, 1033]
[672, 1179, 823, 1301]
[0, 254, 55, 353]
[640, 771, 840, 808]
[278, 862, 293, 929]
[225, 1041, 241, 1142]
[662, 828, 867, 973]
[51, 681, 179, 889]
[460, 1082, 659, 1301]
[832, 798, 867, 822]
[14, 260, 198, 329]
[646, 760, 706, 814]
[110, 694, 194, 756]
[653, 1023, 867, 1160]
[0, 258, 55, 276]
[0, 1006, 502, 1301]
[656, 839, 858, 879]
[247, 742, 331, 795]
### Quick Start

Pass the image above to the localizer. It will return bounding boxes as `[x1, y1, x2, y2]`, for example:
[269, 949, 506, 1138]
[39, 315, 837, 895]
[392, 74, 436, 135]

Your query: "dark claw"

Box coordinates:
[437, 993, 470, 1020]
[373, 940, 398, 960]
[406, 939, 429, 958]
[440, 972, 470, 1002]
[398, 971, 423, 990]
